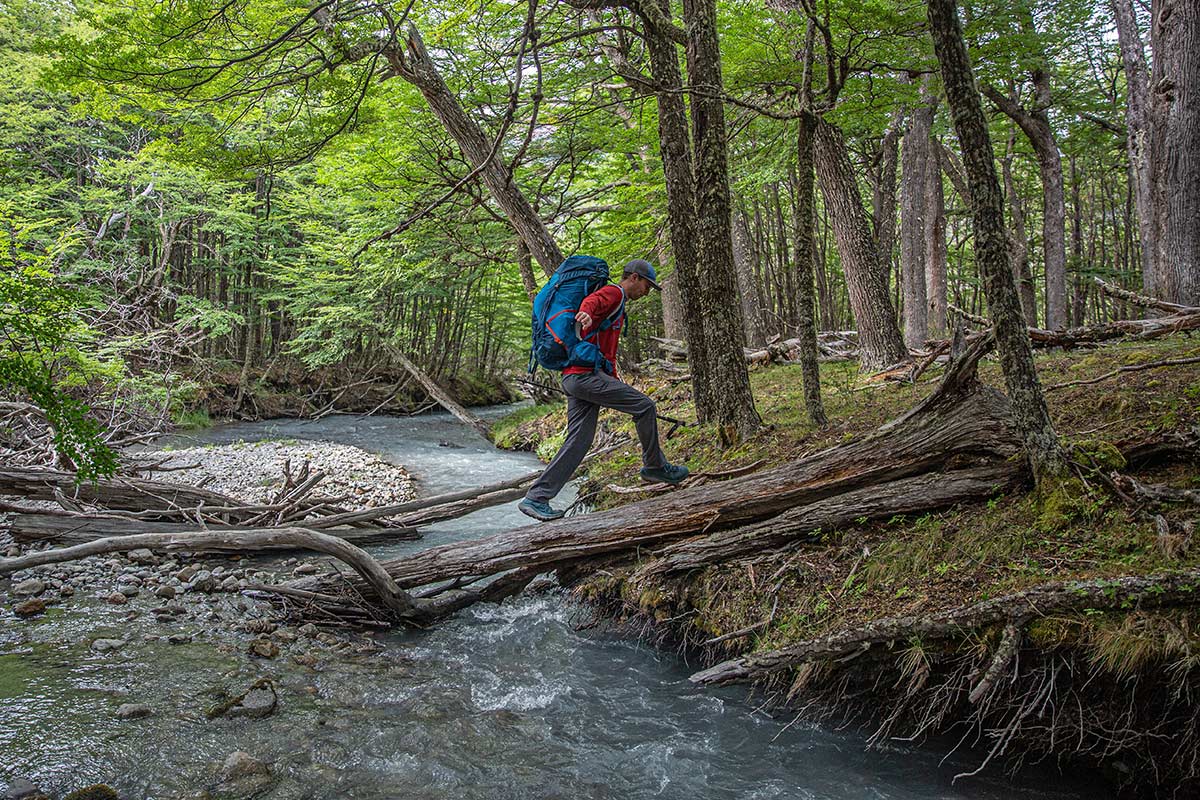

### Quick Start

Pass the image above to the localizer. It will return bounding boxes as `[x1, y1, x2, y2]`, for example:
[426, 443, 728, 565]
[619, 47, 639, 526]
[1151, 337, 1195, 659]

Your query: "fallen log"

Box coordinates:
[0, 468, 244, 512]
[1092, 277, 1200, 316]
[632, 462, 1024, 582]
[384, 345, 491, 439]
[0, 528, 420, 619]
[3, 512, 421, 547]
[291, 338, 1021, 617]
[689, 570, 1200, 686]
[946, 304, 1200, 349]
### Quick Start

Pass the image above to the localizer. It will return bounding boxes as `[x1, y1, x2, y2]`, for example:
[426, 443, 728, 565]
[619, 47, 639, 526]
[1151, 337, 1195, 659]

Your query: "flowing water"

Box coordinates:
[0, 408, 1104, 799]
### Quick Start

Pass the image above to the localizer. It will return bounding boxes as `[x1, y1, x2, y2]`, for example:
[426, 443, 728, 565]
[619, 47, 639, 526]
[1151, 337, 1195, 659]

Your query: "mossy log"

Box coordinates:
[690, 570, 1200, 686]
[287, 341, 1024, 620]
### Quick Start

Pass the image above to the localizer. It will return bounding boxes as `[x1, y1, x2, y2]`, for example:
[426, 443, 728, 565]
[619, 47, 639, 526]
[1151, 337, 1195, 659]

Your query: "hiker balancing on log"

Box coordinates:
[519, 256, 689, 522]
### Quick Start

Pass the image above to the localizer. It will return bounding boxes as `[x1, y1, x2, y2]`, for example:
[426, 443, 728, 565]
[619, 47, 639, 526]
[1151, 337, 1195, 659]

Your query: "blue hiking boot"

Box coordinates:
[518, 498, 565, 522]
[639, 463, 690, 485]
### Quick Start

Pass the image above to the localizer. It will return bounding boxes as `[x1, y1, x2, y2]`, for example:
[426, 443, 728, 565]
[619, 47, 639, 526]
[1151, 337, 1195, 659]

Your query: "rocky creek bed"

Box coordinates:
[1, 438, 417, 799]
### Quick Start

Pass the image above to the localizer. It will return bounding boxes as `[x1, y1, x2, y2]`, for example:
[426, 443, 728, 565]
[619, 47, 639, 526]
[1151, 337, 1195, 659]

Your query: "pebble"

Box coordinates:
[117, 585, 140, 598]
[90, 638, 126, 653]
[4, 546, 19, 558]
[155, 585, 176, 600]
[293, 563, 319, 576]
[105, 592, 128, 606]
[59, 584, 74, 598]
[127, 548, 157, 565]
[167, 633, 192, 645]
[225, 687, 277, 719]
[175, 566, 198, 583]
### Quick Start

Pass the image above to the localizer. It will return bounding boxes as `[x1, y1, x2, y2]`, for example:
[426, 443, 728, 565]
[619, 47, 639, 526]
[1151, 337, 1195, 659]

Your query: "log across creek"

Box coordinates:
[289, 339, 1030, 622]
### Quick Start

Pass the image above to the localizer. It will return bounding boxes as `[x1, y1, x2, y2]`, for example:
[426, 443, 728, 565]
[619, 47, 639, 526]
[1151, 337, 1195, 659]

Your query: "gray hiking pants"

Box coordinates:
[525, 371, 668, 504]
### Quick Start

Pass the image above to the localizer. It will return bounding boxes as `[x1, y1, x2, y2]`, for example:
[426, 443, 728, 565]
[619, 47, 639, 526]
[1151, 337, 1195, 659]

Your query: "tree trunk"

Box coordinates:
[929, 0, 1069, 481]
[984, 78, 1068, 330]
[682, 0, 762, 442]
[813, 119, 910, 370]
[389, 26, 561, 276]
[1002, 139, 1040, 326]
[385, 345, 491, 439]
[641, 0, 717, 421]
[1151, 0, 1200, 306]
[926, 131, 949, 338]
[733, 212, 768, 346]
[1111, 0, 1156, 299]
[794, 112, 828, 426]
[901, 93, 933, 347]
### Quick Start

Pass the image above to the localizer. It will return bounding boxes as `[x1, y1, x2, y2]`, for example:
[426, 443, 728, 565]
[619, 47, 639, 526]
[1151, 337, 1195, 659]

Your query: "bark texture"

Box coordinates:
[1111, 0, 1156, 298]
[1151, 0, 1200, 306]
[794, 112, 828, 426]
[929, 0, 1068, 480]
[901, 93, 933, 347]
[814, 119, 909, 370]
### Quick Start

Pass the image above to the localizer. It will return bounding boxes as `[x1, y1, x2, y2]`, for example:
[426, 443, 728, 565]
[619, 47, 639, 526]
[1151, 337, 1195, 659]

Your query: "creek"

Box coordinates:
[0, 406, 1102, 799]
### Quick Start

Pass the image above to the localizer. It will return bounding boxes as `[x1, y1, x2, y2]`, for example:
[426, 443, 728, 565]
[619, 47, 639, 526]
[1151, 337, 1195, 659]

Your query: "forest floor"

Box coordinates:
[494, 333, 1200, 797]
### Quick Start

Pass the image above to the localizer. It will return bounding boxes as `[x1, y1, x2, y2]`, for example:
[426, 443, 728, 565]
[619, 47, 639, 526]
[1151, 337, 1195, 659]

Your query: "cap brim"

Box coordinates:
[647, 278, 662, 291]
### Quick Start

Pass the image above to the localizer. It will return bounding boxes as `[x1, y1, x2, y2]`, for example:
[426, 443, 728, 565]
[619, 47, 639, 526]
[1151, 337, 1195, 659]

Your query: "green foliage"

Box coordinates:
[0, 210, 116, 480]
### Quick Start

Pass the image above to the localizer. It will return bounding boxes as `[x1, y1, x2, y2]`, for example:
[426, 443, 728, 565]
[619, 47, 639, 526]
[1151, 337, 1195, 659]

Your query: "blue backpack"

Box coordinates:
[530, 255, 625, 374]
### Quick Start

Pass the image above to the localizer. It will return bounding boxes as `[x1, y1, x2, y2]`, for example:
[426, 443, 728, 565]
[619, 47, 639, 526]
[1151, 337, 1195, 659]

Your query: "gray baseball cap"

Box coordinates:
[623, 258, 661, 290]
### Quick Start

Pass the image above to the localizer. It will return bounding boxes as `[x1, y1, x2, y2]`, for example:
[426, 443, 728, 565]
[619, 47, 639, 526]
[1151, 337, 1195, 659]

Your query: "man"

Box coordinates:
[518, 259, 689, 522]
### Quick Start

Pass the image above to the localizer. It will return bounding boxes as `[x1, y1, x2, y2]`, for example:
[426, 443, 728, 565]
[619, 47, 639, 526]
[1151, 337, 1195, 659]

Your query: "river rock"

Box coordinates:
[175, 565, 198, 583]
[220, 751, 270, 781]
[293, 563, 319, 576]
[91, 638, 126, 653]
[105, 591, 128, 606]
[226, 687, 277, 720]
[59, 584, 75, 598]
[167, 632, 192, 645]
[219, 576, 239, 592]
[190, 571, 217, 593]
[12, 579, 44, 597]
[297, 623, 318, 638]
[155, 585, 177, 600]
[5, 546, 19, 558]
[248, 638, 279, 659]
[116, 584, 140, 598]
[115, 703, 153, 720]
[127, 548, 157, 565]
[13, 599, 45, 618]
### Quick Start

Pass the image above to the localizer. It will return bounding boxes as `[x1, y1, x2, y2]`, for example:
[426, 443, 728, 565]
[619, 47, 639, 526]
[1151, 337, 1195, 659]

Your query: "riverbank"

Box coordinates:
[495, 334, 1200, 798]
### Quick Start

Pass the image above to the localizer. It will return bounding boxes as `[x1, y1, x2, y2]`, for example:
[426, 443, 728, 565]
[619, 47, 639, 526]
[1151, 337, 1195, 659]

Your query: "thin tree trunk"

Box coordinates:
[929, 0, 1069, 481]
[641, 0, 717, 420]
[795, 111, 829, 426]
[1111, 0, 1156, 300]
[389, 26, 561, 276]
[984, 76, 1068, 329]
[925, 129, 949, 338]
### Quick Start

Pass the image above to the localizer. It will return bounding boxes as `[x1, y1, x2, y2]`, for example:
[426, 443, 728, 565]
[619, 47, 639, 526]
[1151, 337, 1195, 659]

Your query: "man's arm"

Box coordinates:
[575, 286, 622, 334]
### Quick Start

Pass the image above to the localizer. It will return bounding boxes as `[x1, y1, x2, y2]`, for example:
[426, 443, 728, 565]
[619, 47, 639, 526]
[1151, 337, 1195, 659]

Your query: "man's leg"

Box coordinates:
[566, 372, 667, 470]
[524, 378, 600, 504]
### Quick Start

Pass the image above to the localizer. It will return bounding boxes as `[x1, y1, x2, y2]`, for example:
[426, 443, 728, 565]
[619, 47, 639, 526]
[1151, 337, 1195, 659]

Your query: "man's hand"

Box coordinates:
[575, 311, 593, 331]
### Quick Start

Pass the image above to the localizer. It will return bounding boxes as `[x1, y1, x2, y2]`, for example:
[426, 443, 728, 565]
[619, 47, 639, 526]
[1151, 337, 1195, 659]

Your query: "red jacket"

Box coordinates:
[564, 285, 626, 379]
